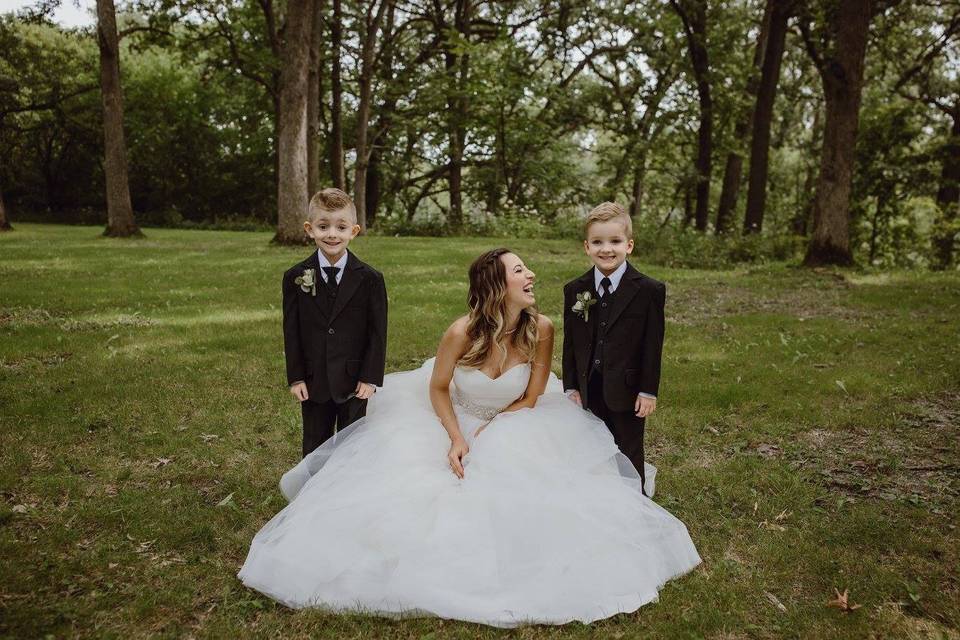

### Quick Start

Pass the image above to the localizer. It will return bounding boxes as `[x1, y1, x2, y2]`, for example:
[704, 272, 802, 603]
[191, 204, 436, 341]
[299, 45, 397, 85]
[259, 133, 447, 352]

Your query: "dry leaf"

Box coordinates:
[150, 457, 173, 468]
[826, 588, 861, 612]
[200, 434, 219, 443]
[216, 492, 234, 507]
[764, 591, 787, 613]
[835, 380, 848, 394]
[11, 504, 28, 514]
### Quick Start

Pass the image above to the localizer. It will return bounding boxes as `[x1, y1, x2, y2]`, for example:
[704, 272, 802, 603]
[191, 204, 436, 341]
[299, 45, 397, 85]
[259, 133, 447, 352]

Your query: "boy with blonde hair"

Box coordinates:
[562, 202, 665, 494]
[283, 188, 388, 457]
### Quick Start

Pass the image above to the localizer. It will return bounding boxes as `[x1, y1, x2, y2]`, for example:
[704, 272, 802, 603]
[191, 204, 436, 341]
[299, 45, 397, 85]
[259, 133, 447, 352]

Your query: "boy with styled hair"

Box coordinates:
[283, 188, 388, 457]
[562, 202, 665, 494]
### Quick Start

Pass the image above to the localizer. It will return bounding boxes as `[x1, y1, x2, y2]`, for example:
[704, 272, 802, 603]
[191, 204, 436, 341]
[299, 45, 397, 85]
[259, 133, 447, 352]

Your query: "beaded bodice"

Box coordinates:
[451, 364, 531, 420]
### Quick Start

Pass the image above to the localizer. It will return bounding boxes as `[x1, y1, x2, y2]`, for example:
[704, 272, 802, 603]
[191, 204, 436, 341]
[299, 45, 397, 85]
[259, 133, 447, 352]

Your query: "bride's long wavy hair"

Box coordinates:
[458, 248, 539, 371]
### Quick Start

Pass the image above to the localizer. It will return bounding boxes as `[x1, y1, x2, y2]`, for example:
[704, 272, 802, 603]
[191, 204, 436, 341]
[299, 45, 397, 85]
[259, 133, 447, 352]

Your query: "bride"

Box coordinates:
[238, 248, 701, 627]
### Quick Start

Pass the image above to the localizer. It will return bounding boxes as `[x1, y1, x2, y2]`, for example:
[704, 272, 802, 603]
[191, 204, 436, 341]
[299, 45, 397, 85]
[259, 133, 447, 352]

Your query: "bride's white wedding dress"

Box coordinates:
[238, 359, 701, 627]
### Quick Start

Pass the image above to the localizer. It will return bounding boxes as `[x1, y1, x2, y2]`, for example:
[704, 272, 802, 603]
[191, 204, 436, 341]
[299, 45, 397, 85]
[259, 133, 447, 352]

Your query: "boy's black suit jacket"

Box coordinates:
[562, 262, 665, 412]
[282, 251, 387, 404]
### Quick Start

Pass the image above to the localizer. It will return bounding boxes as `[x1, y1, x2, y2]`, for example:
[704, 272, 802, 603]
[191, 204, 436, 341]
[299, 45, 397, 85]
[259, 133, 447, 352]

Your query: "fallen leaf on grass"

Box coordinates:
[827, 588, 861, 612]
[200, 434, 219, 443]
[150, 458, 173, 468]
[764, 591, 787, 613]
[216, 493, 234, 507]
[835, 380, 848, 394]
[11, 505, 28, 514]
[758, 520, 787, 531]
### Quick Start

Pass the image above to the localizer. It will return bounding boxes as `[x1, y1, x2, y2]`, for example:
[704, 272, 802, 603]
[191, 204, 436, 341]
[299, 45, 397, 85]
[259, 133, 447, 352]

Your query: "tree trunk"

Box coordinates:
[352, 0, 389, 232]
[307, 0, 324, 197]
[273, 0, 315, 244]
[671, 0, 713, 232]
[96, 0, 141, 238]
[934, 107, 960, 268]
[803, 0, 872, 267]
[743, 0, 790, 233]
[0, 185, 11, 231]
[715, 0, 773, 234]
[444, 0, 471, 229]
[629, 147, 649, 221]
[329, 0, 346, 190]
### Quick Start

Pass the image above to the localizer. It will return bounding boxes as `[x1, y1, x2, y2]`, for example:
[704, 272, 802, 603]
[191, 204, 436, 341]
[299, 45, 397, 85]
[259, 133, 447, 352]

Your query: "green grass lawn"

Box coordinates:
[1, 224, 958, 639]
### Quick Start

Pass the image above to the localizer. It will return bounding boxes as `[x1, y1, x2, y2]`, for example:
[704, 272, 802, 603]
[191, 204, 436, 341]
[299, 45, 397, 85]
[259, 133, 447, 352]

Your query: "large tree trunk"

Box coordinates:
[329, 0, 346, 190]
[0, 186, 11, 231]
[934, 107, 960, 268]
[273, 0, 315, 244]
[715, 0, 773, 234]
[444, 0, 471, 229]
[96, 0, 141, 238]
[671, 0, 712, 232]
[307, 0, 324, 197]
[742, 0, 790, 233]
[802, 0, 872, 266]
[352, 0, 389, 232]
[629, 147, 648, 221]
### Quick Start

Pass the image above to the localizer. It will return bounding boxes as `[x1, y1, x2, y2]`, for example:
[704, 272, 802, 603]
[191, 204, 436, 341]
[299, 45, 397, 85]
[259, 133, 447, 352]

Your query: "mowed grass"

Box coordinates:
[1, 223, 958, 639]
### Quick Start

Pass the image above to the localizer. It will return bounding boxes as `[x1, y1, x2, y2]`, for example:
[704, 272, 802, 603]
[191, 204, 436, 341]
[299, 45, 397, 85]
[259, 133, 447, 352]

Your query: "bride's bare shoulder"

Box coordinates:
[441, 315, 471, 345]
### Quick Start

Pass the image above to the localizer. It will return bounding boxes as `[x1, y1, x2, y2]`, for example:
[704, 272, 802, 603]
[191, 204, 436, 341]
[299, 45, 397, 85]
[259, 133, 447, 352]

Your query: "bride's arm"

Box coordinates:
[501, 315, 554, 413]
[430, 317, 471, 477]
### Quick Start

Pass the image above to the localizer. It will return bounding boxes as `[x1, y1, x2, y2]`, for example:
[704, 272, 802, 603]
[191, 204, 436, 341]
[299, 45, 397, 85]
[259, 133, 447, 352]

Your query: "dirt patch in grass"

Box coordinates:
[791, 393, 960, 509]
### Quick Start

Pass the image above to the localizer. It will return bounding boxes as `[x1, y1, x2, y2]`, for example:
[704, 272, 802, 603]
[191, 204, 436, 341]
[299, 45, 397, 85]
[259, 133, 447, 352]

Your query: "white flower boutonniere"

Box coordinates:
[295, 268, 317, 296]
[572, 290, 597, 322]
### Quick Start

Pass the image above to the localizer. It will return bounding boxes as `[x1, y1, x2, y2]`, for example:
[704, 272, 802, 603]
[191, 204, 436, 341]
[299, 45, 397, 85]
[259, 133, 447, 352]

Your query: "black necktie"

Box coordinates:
[322, 266, 340, 288]
[600, 276, 612, 297]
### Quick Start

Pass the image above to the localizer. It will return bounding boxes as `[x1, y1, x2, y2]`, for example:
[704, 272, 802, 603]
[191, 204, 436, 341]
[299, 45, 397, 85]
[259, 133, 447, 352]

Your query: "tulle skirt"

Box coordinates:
[238, 360, 701, 627]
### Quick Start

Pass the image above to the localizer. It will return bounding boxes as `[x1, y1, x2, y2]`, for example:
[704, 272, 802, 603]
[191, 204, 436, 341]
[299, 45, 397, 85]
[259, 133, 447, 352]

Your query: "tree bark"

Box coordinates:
[715, 0, 773, 234]
[307, 0, 324, 197]
[0, 185, 11, 231]
[802, 0, 873, 267]
[97, 0, 141, 238]
[671, 0, 712, 232]
[273, 0, 315, 244]
[444, 0, 472, 229]
[352, 0, 389, 232]
[934, 106, 960, 268]
[743, 0, 791, 233]
[329, 0, 346, 190]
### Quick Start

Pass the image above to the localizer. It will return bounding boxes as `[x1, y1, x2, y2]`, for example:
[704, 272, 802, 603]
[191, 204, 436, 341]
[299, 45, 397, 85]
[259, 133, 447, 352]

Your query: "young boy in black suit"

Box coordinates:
[283, 188, 388, 457]
[562, 202, 665, 494]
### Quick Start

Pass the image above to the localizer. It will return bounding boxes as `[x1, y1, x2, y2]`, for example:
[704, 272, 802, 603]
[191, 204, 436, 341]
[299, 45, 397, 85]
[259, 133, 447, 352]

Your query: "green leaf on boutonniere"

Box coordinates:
[572, 290, 597, 322]
[295, 268, 317, 296]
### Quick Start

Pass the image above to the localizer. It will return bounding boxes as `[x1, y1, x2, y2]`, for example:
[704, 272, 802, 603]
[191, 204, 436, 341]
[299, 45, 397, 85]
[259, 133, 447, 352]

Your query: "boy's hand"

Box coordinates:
[635, 395, 656, 418]
[290, 382, 308, 402]
[354, 381, 376, 400]
[567, 390, 582, 407]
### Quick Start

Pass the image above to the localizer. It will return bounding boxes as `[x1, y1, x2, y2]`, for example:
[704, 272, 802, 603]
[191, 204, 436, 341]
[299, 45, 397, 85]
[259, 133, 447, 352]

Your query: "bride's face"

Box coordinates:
[500, 253, 536, 309]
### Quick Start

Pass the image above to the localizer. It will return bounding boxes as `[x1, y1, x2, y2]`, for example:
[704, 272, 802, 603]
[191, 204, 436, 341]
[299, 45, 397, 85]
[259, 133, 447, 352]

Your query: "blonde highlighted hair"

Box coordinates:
[584, 201, 632, 237]
[308, 188, 357, 221]
[458, 248, 539, 371]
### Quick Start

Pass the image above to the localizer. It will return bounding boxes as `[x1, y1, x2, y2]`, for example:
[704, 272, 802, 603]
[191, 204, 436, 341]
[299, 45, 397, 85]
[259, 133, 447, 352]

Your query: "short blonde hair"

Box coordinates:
[308, 188, 356, 221]
[584, 202, 632, 237]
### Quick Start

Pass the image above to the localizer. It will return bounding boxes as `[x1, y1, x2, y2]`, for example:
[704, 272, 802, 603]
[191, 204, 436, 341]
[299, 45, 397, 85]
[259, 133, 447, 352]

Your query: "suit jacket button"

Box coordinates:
[328, 328, 335, 334]
[595, 359, 601, 365]
[601, 321, 606, 326]
[601, 302, 607, 308]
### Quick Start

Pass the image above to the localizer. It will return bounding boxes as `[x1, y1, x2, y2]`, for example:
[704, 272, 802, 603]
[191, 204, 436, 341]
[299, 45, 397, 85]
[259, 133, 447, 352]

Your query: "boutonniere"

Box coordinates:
[572, 290, 597, 322]
[295, 268, 317, 296]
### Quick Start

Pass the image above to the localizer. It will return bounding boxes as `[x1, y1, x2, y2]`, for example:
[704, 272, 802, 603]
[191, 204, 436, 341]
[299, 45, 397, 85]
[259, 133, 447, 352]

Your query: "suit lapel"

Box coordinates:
[301, 252, 330, 319]
[605, 262, 642, 330]
[328, 251, 363, 322]
[571, 268, 596, 347]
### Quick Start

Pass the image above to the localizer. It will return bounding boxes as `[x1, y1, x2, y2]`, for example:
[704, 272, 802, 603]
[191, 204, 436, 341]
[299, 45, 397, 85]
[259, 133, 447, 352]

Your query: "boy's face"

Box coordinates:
[304, 206, 360, 262]
[584, 219, 634, 275]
